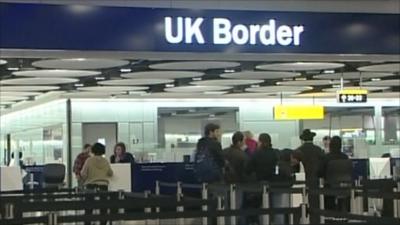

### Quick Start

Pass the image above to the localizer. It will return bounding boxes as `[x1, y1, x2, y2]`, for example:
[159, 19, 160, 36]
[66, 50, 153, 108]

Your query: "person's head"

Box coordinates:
[381, 153, 391, 158]
[243, 131, 254, 139]
[91, 143, 106, 156]
[322, 136, 330, 148]
[204, 123, 221, 140]
[280, 148, 293, 162]
[114, 142, 127, 157]
[329, 136, 342, 154]
[83, 144, 91, 153]
[300, 129, 316, 142]
[258, 133, 272, 149]
[231, 131, 245, 149]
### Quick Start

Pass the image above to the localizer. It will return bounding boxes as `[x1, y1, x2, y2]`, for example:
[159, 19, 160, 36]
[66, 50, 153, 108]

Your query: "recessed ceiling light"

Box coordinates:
[371, 78, 381, 81]
[224, 69, 236, 73]
[128, 91, 146, 95]
[74, 83, 84, 87]
[324, 70, 335, 74]
[192, 77, 202, 81]
[203, 91, 227, 95]
[95, 76, 106, 80]
[165, 84, 175, 88]
[120, 68, 132, 73]
[7, 67, 20, 71]
[251, 84, 260, 88]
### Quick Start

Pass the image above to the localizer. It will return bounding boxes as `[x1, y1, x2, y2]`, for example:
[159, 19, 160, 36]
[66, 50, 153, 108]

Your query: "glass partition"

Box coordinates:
[157, 107, 239, 162]
[0, 100, 68, 166]
[302, 106, 375, 157]
[382, 107, 400, 145]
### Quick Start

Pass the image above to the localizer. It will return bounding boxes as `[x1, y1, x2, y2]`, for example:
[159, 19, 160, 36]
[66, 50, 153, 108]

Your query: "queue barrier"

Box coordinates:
[309, 208, 400, 225]
[0, 190, 303, 225]
[1, 179, 400, 225]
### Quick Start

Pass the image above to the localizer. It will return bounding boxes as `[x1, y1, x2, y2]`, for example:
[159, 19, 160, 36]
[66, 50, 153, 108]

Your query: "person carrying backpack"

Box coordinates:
[194, 123, 225, 183]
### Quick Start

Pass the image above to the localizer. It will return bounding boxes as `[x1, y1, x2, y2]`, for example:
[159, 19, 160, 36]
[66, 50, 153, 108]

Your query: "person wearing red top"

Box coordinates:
[244, 131, 258, 155]
[73, 144, 91, 187]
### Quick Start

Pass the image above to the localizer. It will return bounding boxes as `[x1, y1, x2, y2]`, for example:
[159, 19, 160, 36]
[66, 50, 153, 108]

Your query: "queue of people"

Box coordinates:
[194, 123, 354, 225]
[68, 123, 354, 225]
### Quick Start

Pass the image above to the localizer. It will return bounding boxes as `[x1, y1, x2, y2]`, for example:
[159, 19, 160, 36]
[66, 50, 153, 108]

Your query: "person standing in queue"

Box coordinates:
[247, 133, 279, 182]
[223, 131, 248, 224]
[80, 143, 113, 225]
[110, 142, 135, 164]
[73, 144, 91, 188]
[246, 133, 279, 224]
[292, 129, 325, 224]
[194, 123, 225, 183]
[194, 123, 224, 225]
[243, 131, 258, 156]
[321, 136, 350, 211]
[322, 136, 331, 153]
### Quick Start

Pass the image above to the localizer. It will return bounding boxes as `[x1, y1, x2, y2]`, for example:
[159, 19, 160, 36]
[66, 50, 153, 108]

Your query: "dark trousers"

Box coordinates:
[85, 184, 108, 225]
[306, 180, 320, 224]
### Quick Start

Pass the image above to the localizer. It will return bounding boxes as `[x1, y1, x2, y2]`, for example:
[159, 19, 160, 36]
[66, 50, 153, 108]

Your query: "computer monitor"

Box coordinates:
[369, 158, 391, 179]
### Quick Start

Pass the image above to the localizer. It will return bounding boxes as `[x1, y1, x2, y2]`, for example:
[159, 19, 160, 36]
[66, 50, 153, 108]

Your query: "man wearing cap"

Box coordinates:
[292, 129, 325, 223]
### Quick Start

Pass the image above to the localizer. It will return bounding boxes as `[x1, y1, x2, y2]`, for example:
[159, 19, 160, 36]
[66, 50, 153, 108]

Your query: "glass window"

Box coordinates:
[382, 107, 400, 145]
[302, 107, 375, 157]
[157, 107, 239, 162]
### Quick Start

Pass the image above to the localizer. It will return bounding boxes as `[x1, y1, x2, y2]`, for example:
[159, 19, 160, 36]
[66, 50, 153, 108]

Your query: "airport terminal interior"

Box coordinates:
[0, 0, 399, 224]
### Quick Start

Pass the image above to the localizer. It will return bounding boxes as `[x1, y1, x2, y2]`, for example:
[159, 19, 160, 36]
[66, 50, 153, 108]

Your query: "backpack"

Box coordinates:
[223, 158, 237, 183]
[193, 144, 222, 183]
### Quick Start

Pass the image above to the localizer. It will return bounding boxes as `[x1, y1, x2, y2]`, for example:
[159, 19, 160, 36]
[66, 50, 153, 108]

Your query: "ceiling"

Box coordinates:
[0, 57, 399, 110]
[1, 0, 399, 14]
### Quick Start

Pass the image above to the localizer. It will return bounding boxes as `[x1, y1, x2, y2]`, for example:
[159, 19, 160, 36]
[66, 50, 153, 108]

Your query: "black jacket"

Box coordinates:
[196, 137, 225, 168]
[110, 152, 135, 164]
[320, 151, 349, 178]
[223, 146, 249, 183]
[293, 142, 325, 186]
[247, 147, 279, 182]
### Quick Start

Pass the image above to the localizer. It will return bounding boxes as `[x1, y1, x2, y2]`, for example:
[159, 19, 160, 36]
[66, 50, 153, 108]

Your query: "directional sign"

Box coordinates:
[338, 89, 368, 103]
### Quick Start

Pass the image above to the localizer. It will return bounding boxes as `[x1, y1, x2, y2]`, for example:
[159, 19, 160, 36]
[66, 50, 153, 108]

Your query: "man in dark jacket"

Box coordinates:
[321, 136, 349, 177]
[223, 131, 248, 224]
[223, 131, 248, 184]
[292, 129, 324, 186]
[321, 136, 351, 212]
[195, 123, 225, 181]
[292, 129, 324, 224]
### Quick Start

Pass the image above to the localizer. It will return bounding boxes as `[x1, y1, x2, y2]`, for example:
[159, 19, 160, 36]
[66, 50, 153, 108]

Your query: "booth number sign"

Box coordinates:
[337, 90, 368, 103]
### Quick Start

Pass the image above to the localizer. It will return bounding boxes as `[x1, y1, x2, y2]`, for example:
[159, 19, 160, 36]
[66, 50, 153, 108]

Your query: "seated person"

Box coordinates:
[110, 142, 135, 164]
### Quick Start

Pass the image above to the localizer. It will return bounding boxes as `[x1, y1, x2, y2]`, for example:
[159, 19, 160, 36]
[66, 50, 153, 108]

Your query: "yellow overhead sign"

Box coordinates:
[338, 89, 368, 95]
[274, 105, 324, 120]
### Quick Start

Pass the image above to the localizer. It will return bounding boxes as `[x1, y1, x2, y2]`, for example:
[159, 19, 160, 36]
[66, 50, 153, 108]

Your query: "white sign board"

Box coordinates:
[109, 164, 132, 192]
[369, 158, 391, 179]
[0, 166, 23, 191]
